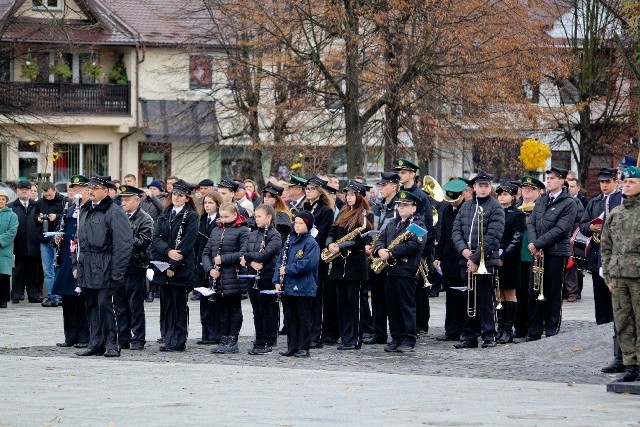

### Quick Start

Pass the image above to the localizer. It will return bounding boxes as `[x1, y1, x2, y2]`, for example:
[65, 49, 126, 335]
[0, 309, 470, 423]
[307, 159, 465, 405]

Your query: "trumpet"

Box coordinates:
[532, 251, 545, 301]
[418, 261, 432, 288]
[467, 203, 491, 318]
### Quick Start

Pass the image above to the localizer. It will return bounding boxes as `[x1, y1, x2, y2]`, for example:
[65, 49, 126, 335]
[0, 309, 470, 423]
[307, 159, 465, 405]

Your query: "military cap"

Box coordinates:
[148, 180, 164, 192]
[305, 174, 328, 188]
[171, 179, 195, 196]
[393, 158, 420, 173]
[377, 172, 400, 185]
[395, 190, 422, 206]
[622, 166, 640, 179]
[496, 182, 519, 196]
[262, 182, 284, 196]
[17, 180, 32, 189]
[218, 177, 239, 192]
[343, 180, 368, 196]
[618, 155, 638, 170]
[442, 179, 467, 203]
[69, 175, 90, 187]
[458, 177, 472, 187]
[520, 175, 545, 190]
[545, 166, 568, 179]
[597, 168, 618, 181]
[469, 171, 493, 185]
[287, 174, 308, 187]
[89, 175, 116, 189]
[198, 178, 215, 187]
[119, 185, 145, 196]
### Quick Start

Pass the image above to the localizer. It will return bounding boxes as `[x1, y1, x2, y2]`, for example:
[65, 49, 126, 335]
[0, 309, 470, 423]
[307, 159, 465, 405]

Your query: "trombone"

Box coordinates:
[467, 205, 491, 318]
[532, 251, 545, 301]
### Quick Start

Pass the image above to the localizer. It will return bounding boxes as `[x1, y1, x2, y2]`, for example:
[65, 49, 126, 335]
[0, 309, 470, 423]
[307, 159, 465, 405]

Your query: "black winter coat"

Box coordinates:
[373, 216, 425, 278]
[139, 195, 164, 221]
[528, 188, 577, 257]
[243, 225, 282, 290]
[303, 199, 334, 248]
[74, 197, 133, 288]
[11, 199, 40, 256]
[201, 216, 250, 296]
[34, 193, 66, 242]
[434, 204, 463, 278]
[126, 207, 154, 274]
[326, 211, 374, 281]
[452, 195, 505, 268]
[371, 196, 397, 231]
[51, 205, 78, 296]
[274, 211, 292, 243]
[498, 205, 526, 285]
[195, 213, 218, 287]
[151, 207, 199, 287]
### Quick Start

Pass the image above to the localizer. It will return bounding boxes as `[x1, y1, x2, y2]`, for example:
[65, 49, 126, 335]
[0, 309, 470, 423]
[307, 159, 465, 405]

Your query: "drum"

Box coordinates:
[570, 227, 588, 269]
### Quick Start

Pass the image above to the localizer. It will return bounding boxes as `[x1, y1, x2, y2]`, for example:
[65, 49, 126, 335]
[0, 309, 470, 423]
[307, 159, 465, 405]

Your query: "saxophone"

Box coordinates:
[321, 212, 368, 263]
[370, 226, 416, 274]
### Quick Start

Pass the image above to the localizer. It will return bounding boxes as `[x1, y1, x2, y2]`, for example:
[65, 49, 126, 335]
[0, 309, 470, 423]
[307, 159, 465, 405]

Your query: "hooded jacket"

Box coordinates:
[272, 231, 319, 297]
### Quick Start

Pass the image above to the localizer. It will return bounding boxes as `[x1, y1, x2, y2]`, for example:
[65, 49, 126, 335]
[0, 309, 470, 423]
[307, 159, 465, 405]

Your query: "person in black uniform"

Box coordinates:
[579, 167, 624, 372]
[364, 172, 400, 345]
[303, 175, 336, 348]
[150, 179, 200, 352]
[286, 174, 307, 216]
[434, 179, 467, 341]
[114, 185, 154, 350]
[526, 167, 577, 341]
[393, 158, 434, 334]
[495, 182, 526, 344]
[52, 175, 90, 348]
[373, 190, 426, 353]
[73, 176, 133, 357]
[325, 181, 373, 350]
[452, 172, 505, 349]
[217, 177, 250, 219]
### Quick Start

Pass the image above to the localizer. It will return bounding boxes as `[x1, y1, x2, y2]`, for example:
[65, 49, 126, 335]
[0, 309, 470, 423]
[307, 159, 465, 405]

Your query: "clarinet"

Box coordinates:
[208, 227, 226, 301]
[174, 209, 188, 249]
[279, 233, 292, 286]
[54, 201, 69, 267]
[252, 225, 270, 290]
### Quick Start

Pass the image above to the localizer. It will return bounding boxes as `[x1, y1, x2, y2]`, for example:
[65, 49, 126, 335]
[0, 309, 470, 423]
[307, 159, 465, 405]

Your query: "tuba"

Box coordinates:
[423, 175, 444, 225]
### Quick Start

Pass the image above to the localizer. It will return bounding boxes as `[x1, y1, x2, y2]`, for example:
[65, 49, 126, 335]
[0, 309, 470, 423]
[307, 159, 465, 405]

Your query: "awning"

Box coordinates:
[141, 99, 219, 144]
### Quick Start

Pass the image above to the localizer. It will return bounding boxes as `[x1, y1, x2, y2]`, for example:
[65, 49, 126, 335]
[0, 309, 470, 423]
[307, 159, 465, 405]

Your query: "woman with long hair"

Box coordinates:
[326, 181, 373, 349]
[151, 179, 200, 351]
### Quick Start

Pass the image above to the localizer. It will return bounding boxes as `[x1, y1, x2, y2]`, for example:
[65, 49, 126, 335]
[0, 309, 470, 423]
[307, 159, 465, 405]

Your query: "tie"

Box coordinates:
[127, 213, 132, 219]
[23, 202, 28, 209]
[207, 217, 213, 226]
[170, 210, 176, 221]
[548, 196, 554, 206]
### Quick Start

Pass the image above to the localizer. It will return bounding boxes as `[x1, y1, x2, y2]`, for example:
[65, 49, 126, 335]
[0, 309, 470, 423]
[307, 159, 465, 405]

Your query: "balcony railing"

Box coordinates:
[0, 81, 131, 115]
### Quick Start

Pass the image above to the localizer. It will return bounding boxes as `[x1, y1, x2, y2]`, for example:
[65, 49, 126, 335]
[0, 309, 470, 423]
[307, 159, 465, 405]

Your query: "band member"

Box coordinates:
[495, 182, 526, 344]
[286, 174, 307, 215]
[202, 203, 250, 354]
[0, 190, 18, 309]
[242, 204, 282, 355]
[114, 185, 153, 350]
[526, 167, 577, 341]
[274, 211, 320, 358]
[196, 192, 224, 346]
[364, 172, 400, 344]
[452, 172, 505, 349]
[73, 176, 133, 357]
[601, 166, 640, 382]
[52, 176, 90, 347]
[11, 180, 41, 304]
[563, 179, 585, 302]
[326, 181, 373, 350]
[373, 190, 425, 353]
[150, 179, 200, 352]
[434, 179, 467, 341]
[303, 175, 336, 348]
[514, 175, 544, 338]
[216, 177, 250, 219]
[580, 167, 624, 373]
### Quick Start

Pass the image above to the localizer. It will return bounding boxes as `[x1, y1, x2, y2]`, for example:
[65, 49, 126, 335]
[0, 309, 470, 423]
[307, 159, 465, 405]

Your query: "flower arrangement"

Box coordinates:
[518, 138, 550, 172]
[83, 61, 103, 82]
[108, 56, 128, 84]
[20, 60, 38, 81]
[50, 61, 72, 80]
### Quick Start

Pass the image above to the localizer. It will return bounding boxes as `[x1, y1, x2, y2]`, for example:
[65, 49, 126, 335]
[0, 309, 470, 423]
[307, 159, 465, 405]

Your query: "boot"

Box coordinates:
[222, 336, 239, 354]
[495, 305, 505, 344]
[615, 365, 638, 382]
[498, 302, 516, 344]
[601, 336, 626, 373]
[211, 336, 229, 354]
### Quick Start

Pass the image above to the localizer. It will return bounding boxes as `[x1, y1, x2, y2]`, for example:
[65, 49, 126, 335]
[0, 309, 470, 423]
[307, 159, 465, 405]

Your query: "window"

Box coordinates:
[551, 150, 572, 171]
[221, 147, 255, 179]
[189, 55, 212, 89]
[32, 0, 61, 9]
[19, 141, 40, 181]
[523, 80, 540, 104]
[52, 143, 108, 182]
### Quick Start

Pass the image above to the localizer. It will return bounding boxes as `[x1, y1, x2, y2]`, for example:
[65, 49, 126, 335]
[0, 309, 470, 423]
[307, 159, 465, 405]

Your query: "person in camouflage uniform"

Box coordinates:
[601, 165, 640, 382]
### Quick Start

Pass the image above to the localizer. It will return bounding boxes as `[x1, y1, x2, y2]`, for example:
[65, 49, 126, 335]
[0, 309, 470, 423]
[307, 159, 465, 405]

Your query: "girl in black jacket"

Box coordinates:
[496, 183, 526, 344]
[242, 204, 283, 355]
[326, 181, 373, 350]
[202, 202, 250, 354]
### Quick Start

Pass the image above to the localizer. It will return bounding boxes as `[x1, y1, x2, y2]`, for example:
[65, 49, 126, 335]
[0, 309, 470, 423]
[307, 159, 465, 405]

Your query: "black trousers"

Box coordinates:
[0, 274, 9, 303]
[216, 294, 243, 337]
[416, 276, 430, 333]
[113, 272, 146, 345]
[360, 282, 374, 335]
[460, 270, 496, 342]
[336, 279, 361, 347]
[443, 274, 465, 338]
[564, 263, 579, 297]
[84, 287, 118, 352]
[514, 261, 531, 336]
[271, 294, 280, 342]
[61, 294, 89, 345]
[283, 295, 313, 352]
[200, 297, 220, 342]
[527, 255, 565, 339]
[592, 270, 614, 325]
[310, 263, 328, 343]
[159, 285, 188, 348]
[11, 256, 42, 301]
[370, 269, 388, 339]
[322, 267, 339, 341]
[384, 275, 417, 347]
[249, 287, 275, 345]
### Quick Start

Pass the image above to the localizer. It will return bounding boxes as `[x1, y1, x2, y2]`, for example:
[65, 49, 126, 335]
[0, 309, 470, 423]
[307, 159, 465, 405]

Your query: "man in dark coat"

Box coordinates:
[11, 180, 41, 303]
[526, 167, 577, 341]
[73, 176, 133, 357]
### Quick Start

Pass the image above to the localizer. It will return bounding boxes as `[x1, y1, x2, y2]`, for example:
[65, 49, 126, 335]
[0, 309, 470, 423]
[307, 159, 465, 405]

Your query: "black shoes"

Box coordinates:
[157, 337, 165, 343]
[248, 344, 272, 355]
[601, 360, 626, 374]
[103, 349, 120, 357]
[129, 342, 145, 350]
[279, 349, 296, 357]
[435, 334, 459, 342]
[74, 343, 88, 348]
[56, 342, 74, 347]
[0, 302, 6, 308]
[120, 343, 130, 350]
[524, 336, 540, 342]
[363, 336, 387, 345]
[76, 348, 104, 356]
[322, 336, 338, 345]
[294, 349, 310, 358]
[28, 297, 42, 304]
[481, 340, 497, 348]
[159, 344, 185, 352]
[384, 341, 401, 352]
[41, 298, 59, 307]
[615, 365, 638, 382]
[337, 344, 358, 351]
[396, 344, 415, 353]
[309, 341, 323, 349]
[196, 339, 217, 345]
[453, 340, 478, 349]
[145, 291, 154, 303]
[11, 299, 19, 304]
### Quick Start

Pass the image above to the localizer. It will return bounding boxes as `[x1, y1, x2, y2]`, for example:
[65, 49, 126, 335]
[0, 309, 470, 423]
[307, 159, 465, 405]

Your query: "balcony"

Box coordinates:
[0, 81, 131, 115]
